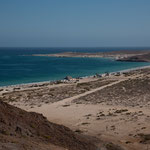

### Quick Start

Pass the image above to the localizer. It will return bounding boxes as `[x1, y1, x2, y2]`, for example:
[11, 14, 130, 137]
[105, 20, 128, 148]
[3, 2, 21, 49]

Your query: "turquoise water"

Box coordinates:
[0, 47, 150, 86]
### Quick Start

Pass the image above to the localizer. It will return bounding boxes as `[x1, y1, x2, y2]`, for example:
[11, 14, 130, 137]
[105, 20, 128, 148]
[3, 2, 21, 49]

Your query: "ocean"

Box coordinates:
[0, 47, 150, 86]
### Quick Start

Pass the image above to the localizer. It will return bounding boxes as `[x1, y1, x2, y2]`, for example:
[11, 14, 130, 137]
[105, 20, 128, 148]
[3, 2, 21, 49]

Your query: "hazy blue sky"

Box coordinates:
[0, 0, 150, 47]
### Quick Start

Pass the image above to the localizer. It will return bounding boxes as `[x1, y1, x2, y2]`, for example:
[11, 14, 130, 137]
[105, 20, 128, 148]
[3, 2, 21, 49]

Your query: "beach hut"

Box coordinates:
[64, 76, 73, 81]
[95, 73, 102, 78]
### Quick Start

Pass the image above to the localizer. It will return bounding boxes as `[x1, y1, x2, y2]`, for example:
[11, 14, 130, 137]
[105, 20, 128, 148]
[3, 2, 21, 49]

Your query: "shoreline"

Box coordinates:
[0, 64, 149, 87]
[1, 64, 150, 93]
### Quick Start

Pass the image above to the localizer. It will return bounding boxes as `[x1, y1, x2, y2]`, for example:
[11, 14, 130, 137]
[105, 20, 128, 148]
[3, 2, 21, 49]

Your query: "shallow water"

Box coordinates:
[0, 47, 150, 86]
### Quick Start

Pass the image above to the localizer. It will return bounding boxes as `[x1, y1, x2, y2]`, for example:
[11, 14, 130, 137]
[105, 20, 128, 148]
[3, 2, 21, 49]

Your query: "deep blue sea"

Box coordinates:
[0, 47, 150, 87]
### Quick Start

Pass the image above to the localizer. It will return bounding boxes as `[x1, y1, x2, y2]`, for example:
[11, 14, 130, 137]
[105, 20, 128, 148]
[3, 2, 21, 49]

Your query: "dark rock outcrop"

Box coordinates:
[117, 53, 150, 62]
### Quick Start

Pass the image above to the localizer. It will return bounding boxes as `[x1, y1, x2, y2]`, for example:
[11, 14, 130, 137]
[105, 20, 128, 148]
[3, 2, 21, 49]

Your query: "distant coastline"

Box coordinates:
[32, 50, 150, 62]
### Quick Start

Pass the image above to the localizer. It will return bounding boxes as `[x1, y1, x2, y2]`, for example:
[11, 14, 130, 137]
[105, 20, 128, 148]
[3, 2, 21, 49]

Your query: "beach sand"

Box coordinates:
[1, 66, 150, 150]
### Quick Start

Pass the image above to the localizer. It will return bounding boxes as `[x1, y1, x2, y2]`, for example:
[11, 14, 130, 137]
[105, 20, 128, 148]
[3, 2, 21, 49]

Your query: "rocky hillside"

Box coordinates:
[0, 99, 98, 150]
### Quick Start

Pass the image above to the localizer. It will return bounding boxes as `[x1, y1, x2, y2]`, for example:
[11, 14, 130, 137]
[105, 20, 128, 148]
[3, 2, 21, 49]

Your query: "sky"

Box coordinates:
[0, 0, 150, 47]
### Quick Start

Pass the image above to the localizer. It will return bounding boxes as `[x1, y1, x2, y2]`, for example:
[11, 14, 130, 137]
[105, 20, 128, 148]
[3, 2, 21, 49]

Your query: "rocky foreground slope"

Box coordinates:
[0, 99, 99, 150]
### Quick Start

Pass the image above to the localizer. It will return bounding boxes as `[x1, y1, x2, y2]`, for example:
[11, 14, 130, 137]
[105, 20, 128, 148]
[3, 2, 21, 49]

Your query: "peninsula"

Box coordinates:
[33, 50, 150, 62]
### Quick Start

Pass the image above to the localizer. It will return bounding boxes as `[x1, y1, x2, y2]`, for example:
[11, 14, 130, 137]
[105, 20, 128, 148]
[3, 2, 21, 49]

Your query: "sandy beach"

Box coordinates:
[1, 65, 150, 150]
